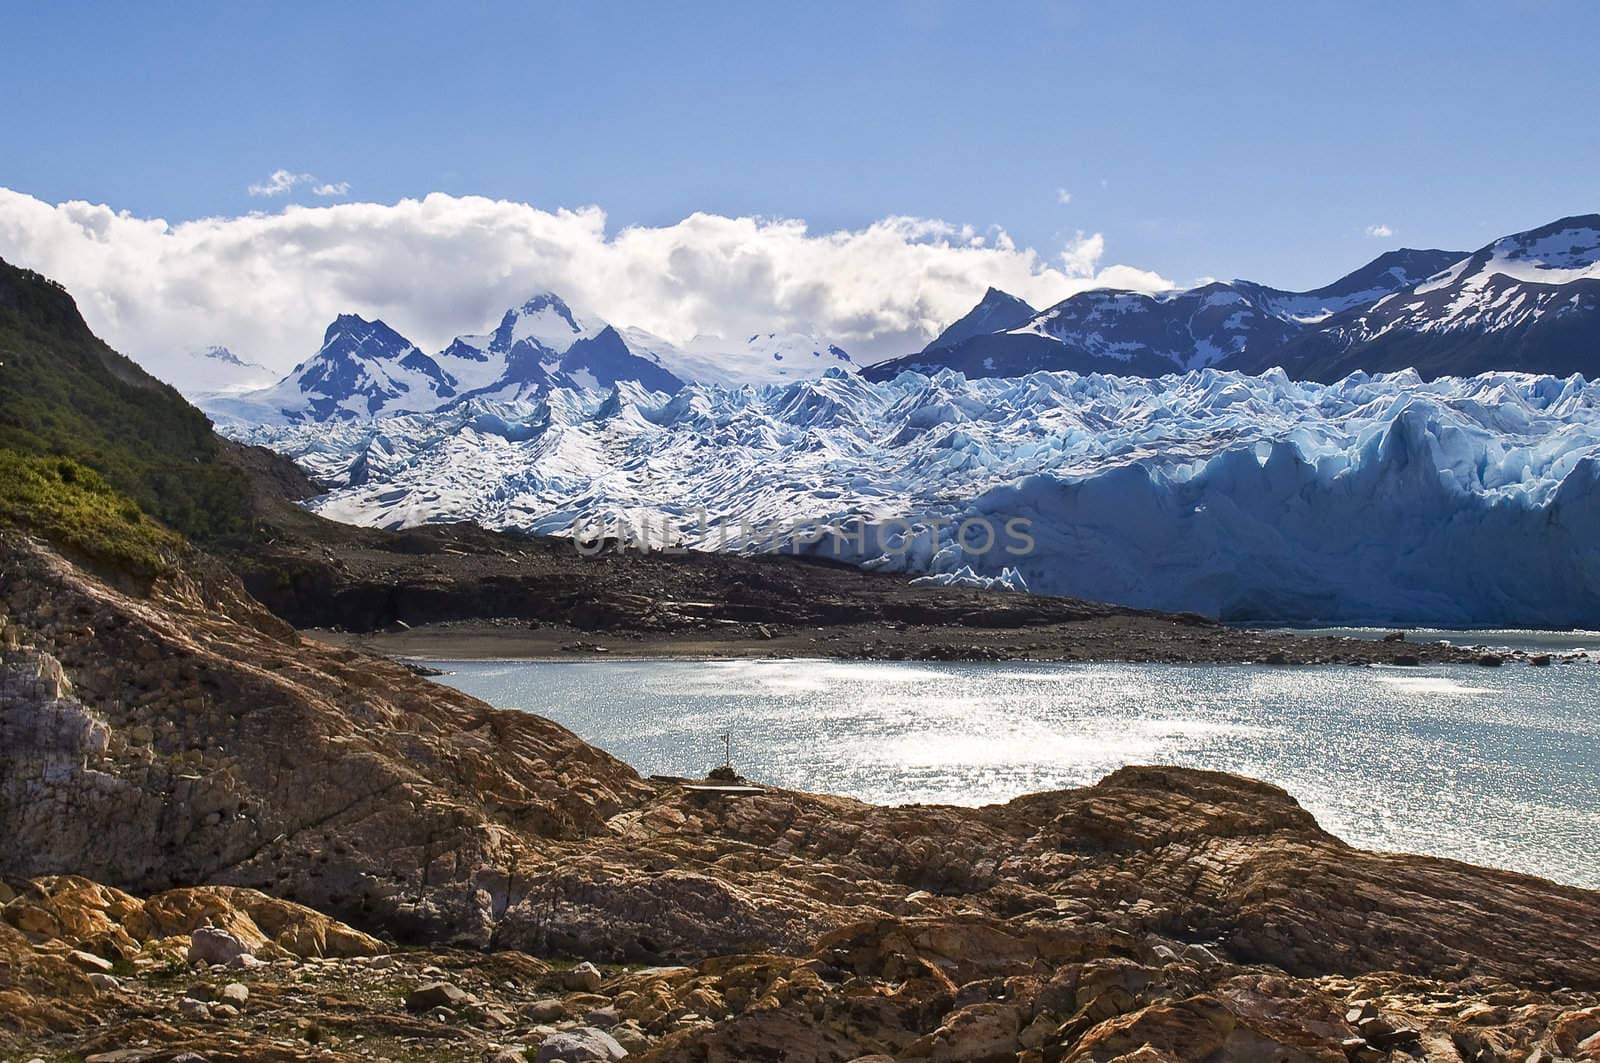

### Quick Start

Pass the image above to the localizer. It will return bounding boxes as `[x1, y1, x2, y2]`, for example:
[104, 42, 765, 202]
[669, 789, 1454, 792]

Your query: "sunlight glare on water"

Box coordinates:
[426, 658, 1600, 890]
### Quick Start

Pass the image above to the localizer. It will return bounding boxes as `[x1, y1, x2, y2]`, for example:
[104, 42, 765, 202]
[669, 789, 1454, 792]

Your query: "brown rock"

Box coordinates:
[926, 1002, 1021, 1062]
[1556, 1008, 1600, 1055]
[406, 981, 471, 1011]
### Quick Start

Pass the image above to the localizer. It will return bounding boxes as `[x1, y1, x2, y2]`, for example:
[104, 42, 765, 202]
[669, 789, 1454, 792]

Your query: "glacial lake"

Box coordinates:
[425, 658, 1600, 891]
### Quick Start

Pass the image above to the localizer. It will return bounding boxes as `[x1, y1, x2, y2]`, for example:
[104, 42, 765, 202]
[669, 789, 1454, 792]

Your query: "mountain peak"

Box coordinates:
[196, 344, 264, 370]
[318, 315, 417, 361]
[922, 287, 1037, 354]
[1307, 247, 1469, 303]
[515, 291, 574, 315]
[500, 291, 584, 336]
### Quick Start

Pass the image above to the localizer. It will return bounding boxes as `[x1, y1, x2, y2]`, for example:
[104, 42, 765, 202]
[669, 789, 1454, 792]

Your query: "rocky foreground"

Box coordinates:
[3, 529, 1599, 1062]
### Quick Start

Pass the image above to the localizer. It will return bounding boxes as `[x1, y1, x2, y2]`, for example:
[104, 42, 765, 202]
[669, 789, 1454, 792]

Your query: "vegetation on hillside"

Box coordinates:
[0, 449, 182, 577]
[0, 258, 252, 546]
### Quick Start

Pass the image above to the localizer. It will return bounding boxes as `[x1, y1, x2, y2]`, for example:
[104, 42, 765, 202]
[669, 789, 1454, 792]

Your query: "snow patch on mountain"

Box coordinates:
[1227, 217, 1600, 380]
[629, 330, 858, 387]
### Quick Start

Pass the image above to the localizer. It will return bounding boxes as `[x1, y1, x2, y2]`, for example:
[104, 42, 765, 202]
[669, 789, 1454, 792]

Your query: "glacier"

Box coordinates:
[221, 366, 1600, 628]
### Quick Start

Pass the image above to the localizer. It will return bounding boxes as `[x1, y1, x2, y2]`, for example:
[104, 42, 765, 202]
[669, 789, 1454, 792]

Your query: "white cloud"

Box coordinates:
[1365, 223, 1395, 238]
[248, 170, 349, 199]
[1056, 188, 1072, 205]
[247, 169, 313, 197]
[0, 187, 1172, 377]
[1058, 231, 1104, 276]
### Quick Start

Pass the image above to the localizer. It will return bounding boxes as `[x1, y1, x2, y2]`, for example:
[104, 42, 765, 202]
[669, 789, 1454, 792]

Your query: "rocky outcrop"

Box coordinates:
[1, 875, 382, 963]
[2, 529, 1599, 1060]
[3, 882, 1597, 1061]
[0, 532, 651, 949]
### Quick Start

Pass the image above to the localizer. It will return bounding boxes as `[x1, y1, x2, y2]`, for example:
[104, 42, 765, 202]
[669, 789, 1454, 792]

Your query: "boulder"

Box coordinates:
[68, 949, 114, 973]
[1556, 1008, 1600, 1056]
[177, 996, 211, 1020]
[406, 981, 471, 1012]
[610, 1021, 651, 1053]
[563, 961, 605, 992]
[525, 998, 568, 1023]
[187, 926, 248, 967]
[535, 1027, 628, 1062]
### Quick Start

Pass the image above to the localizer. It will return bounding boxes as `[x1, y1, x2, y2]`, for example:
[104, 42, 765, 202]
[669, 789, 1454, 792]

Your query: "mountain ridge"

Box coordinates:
[209, 294, 868, 422]
[868, 215, 1600, 382]
[1231, 213, 1600, 379]
[865, 247, 1470, 381]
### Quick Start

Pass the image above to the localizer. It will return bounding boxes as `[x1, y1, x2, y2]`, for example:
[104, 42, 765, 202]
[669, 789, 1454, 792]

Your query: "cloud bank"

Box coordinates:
[0, 187, 1170, 377]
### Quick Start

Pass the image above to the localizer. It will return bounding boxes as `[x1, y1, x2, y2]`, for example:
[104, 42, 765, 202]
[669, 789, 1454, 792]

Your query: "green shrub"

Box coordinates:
[0, 448, 182, 577]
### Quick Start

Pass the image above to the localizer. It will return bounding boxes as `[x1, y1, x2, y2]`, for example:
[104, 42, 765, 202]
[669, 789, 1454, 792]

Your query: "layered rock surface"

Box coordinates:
[2, 530, 1599, 1060]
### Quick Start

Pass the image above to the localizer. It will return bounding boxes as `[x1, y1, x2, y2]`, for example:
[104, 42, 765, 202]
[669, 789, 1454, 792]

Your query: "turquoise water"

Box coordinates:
[426, 658, 1600, 890]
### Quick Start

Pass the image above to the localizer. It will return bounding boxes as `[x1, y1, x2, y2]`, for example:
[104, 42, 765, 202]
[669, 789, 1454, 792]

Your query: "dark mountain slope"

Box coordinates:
[1229, 215, 1600, 380]
[865, 247, 1481, 382]
[923, 287, 1037, 352]
[0, 257, 251, 543]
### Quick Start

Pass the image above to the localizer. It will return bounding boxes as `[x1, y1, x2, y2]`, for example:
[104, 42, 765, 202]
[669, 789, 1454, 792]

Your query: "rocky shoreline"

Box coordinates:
[304, 616, 1576, 668]
[4, 529, 1600, 1062]
[229, 519, 1562, 669]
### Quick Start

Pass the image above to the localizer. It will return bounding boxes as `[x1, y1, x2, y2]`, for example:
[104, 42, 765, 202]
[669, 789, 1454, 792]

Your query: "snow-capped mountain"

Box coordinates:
[865, 249, 1465, 381]
[160, 345, 276, 400]
[203, 292, 861, 423]
[202, 214, 1600, 424]
[206, 314, 461, 423]
[224, 366, 1600, 627]
[1235, 215, 1600, 380]
[616, 329, 858, 388]
[434, 292, 597, 395]
[436, 293, 682, 402]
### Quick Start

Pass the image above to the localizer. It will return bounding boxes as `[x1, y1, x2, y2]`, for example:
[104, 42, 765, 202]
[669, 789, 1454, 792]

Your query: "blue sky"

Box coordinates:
[5, 0, 1596, 290]
[3, 1, 1599, 375]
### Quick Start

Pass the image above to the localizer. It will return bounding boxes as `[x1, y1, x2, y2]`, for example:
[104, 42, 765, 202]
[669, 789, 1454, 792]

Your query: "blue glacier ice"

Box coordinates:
[224, 366, 1600, 627]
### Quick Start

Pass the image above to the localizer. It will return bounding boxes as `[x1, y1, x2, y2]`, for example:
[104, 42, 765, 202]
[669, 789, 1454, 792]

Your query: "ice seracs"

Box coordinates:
[225, 365, 1600, 628]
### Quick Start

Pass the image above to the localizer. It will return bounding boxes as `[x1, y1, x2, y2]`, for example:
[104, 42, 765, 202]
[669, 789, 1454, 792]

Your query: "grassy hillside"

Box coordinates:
[0, 257, 252, 547]
[0, 450, 183, 576]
